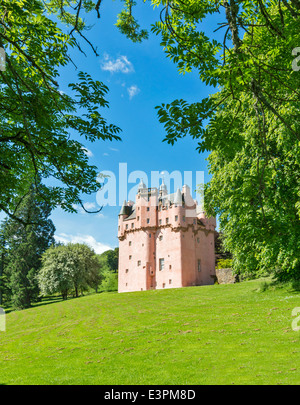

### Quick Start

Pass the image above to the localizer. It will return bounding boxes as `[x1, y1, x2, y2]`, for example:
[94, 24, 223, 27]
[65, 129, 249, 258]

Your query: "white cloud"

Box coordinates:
[83, 202, 96, 210]
[72, 202, 100, 214]
[127, 85, 140, 100]
[54, 233, 112, 255]
[101, 54, 134, 74]
[82, 147, 93, 158]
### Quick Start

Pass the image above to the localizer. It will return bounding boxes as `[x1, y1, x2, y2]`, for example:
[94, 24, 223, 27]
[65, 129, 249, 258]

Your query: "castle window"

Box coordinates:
[162, 283, 166, 288]
[159, 219, 162, 225]
[169, 265, 172, 270]
[118, 226, 120, 230]
[125, 269, 129, 273]
[183, 216, 186, 222]
[131, 223, 134, 228]
[129, 241, 132, 246]
[159, 258, 165, 271]
[129, 255, 132, 260]
[147, 218, 150, 224]
[149, 233, 151, 238]
[175, 215, 178, 221]
[159, 235, 163, 241]
[137, 216, 140, 221]
[198, 260, 201, 272]
[169, 279, 172, 284]
[137, 260, 141, 266]
[166, 217, 169, 224]
[197, 238, 200, 243]
[126, 224, 128, 229]
[147, 207, 150, 211]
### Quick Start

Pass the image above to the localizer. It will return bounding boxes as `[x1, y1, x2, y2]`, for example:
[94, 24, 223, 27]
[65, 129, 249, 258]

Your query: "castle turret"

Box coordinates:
[159, 179, 168, 197]
[119, 200, 129, 217]
[174, 188, 183, 206]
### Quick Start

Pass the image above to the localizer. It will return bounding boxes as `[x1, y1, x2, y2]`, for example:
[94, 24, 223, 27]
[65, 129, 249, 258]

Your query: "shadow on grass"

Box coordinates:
[258, 278, 300, 294]
[3, 290, 108, 314]
[3, 295, 80, 314]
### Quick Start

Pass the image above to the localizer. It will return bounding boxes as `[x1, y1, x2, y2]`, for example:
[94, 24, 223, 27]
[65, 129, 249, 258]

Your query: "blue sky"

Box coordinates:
[49, 2, 223, 254]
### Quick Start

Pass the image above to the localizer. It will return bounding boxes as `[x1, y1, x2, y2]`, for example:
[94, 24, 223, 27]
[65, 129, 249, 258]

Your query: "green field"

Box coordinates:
[0, 279, 299, 385]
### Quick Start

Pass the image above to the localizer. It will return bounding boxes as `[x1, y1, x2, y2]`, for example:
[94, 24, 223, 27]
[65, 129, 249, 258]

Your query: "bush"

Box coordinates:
[216, 259, 233, 269]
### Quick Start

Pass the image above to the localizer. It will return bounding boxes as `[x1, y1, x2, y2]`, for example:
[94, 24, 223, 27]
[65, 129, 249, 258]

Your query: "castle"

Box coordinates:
[118, 180, 216, 293]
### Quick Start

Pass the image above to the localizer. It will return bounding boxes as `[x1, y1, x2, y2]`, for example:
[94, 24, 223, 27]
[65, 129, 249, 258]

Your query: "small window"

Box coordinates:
[147, 207, 150, 211]
[159, 258, 165, 271]
[126, 224, 128, 229]
[149, 233, 151, 238]
[137, 216, 140, 221]
[169, 265, 172, 270]
[137, 260, 141, 266]
[125, 269, 129, 273]
[162, 283, 166, 288]
[175, 215, 178, 221]
[129, 241, 132, 246]
[198, 259, 201, 272]
[159, 235, 163, 241]
[169, 279, 172, 284]
[197, 238, 200, 243]
[129, 255, 132, 260]
[131, 223, 134, 228]
[159, 219, 162, 225]
[147, 218, 150, 224]
[166, 217, 169, 224]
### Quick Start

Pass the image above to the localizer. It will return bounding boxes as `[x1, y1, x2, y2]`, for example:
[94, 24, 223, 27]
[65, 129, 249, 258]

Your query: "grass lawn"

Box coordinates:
[0, 278, 299, 385]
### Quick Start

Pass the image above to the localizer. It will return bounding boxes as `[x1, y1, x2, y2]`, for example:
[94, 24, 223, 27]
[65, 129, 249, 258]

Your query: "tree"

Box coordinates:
[38, 245, 74, 300]
[0, 181, 55, 309]
[98, 248, 119, 273]
[38, 243, 101, 299]
[100, 270, 118, 292]
[131, 0, 299, 281]
[0, 0, 122, 223]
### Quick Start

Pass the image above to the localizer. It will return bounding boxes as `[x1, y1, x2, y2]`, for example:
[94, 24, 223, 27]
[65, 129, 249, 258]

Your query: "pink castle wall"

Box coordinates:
[118, 184, 216, 293]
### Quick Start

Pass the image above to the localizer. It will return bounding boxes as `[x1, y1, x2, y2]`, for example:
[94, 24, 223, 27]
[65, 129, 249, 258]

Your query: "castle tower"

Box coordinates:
[118, 181, 216, 292]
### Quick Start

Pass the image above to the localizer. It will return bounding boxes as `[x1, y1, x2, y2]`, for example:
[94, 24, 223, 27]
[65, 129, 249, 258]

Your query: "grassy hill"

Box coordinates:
[0, 279, 299, 385]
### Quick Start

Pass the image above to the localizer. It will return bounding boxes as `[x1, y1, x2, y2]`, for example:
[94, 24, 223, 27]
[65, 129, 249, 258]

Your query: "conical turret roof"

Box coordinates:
[119, 200, 128, 215]
[174, 188, 183, 205]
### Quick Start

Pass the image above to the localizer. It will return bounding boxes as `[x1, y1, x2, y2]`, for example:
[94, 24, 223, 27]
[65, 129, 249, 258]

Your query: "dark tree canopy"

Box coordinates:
[0, 181, 55, 308]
